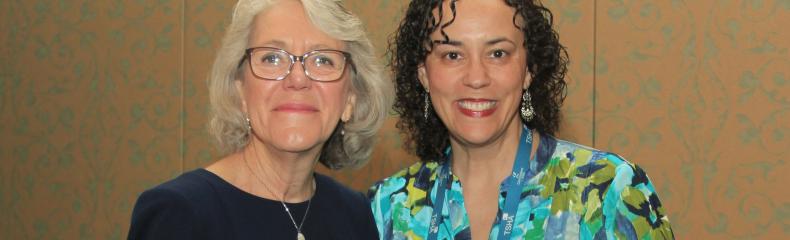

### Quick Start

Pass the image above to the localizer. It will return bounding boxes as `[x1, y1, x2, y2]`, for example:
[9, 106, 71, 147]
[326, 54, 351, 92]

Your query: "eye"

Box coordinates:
[314, 55, 335, 67]
[444, 52, 461, 60]
[260, 53, 281, 65]
[490, 49, 508, 58]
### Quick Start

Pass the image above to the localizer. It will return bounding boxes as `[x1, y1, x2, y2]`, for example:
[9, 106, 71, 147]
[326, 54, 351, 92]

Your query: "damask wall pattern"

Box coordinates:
[0, 0, 786, 239]
[1, 1, 185, 238]
[595, 1, 789, 237]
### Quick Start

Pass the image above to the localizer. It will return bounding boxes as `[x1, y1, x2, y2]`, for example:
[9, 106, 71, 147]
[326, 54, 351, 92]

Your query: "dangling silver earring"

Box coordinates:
[424, 92, 431, 121]
[245, 115, 252, 135]
[521, 91, 534, 122]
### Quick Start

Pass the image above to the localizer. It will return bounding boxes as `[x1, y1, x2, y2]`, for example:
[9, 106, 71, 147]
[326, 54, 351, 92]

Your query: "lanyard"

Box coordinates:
[427, 126, 533, 240]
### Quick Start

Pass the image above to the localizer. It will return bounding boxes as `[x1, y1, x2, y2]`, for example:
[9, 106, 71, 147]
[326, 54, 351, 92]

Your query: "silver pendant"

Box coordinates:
[297, 232, 305, 240]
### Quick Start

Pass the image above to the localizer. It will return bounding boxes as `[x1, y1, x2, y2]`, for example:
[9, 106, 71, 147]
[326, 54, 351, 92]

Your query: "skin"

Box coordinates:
[417, 0, 539, 238]
[207, 0, 355, 203]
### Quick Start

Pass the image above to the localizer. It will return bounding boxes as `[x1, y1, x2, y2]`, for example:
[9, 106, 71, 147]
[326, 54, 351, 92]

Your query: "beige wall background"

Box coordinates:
[1, 0, 787, 239]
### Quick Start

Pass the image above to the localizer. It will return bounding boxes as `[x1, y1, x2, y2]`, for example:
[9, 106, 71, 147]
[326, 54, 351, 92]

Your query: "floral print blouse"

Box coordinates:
[368, 131, 674, 240]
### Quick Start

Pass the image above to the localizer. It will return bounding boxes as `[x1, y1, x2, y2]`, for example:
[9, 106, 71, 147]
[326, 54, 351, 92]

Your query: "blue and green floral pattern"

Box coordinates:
[369, 132, 674, 239]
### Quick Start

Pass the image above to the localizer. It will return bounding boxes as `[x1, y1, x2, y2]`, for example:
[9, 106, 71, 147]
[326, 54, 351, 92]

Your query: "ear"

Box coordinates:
[341, 93, 356, 122]
[522, 70, 532, 90]
[417, 64, 430, 93]
[235, 80, 248, 112]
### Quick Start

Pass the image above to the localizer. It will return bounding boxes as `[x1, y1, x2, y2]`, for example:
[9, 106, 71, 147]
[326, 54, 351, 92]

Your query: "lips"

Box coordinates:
[456, 99, 497, 117]
[273, 103, 318, 112]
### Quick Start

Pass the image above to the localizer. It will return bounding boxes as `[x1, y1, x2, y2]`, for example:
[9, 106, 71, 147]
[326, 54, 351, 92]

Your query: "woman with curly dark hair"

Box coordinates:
[369, 0, 674, 239]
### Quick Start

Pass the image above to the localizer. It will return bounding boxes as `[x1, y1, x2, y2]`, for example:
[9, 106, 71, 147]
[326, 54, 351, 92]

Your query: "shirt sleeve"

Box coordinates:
[603, 162, 675, 239]
[127, 188, 199, 240]
[356, 191, 382, 240]
[367, 181, 390, 240]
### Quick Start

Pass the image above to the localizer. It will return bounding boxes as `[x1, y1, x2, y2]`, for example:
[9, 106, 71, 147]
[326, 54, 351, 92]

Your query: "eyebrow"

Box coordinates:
[485, 37, 514, 46]
[256, 40, 286, 48]
[309, 44, 336, 50]
[432, 39, 462, 46]
[431, 37, 514, 47]
[252, 40, 338, 52]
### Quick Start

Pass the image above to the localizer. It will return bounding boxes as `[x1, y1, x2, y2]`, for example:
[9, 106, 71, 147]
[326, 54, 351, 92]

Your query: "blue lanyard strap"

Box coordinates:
[427, 161, 450, 240]
[497, 127, 533, 239]
[427, 126, 533, 240]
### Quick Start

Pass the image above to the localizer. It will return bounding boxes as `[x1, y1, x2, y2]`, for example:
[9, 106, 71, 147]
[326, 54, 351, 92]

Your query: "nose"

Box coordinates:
[462, 56, 491, 89]
[283, 57, 311, 90]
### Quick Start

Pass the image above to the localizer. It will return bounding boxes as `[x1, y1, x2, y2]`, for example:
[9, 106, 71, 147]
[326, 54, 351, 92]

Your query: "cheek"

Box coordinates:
[493, 63, 528, 87]
[318, 84, 351, 115]
[243, 82, 276, 107]
[425, 68, 458, 93]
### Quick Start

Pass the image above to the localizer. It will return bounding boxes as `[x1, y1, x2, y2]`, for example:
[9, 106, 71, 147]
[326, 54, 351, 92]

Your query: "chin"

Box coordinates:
[451, 129, 500, 146]
[267, 129, 325, 153]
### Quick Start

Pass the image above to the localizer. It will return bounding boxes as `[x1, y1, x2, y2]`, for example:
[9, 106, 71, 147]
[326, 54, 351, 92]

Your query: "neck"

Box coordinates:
[450, 123, 525, 185]
[241, 138, 319, 203]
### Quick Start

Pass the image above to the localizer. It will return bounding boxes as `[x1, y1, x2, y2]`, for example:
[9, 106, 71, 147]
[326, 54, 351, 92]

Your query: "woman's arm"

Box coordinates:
[603, 162, 675, 240]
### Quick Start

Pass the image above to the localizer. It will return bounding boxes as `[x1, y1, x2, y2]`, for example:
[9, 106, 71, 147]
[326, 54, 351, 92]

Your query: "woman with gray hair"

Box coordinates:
[128, 0, 391, 239]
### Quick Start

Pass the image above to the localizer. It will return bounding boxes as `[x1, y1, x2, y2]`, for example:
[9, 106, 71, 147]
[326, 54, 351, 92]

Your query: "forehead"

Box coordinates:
[430, 0, 522, 42]
[248, 1, 343, 50]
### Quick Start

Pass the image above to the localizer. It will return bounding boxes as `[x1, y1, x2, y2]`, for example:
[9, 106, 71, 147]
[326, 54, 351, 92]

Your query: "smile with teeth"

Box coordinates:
[458, 100, 497, 111]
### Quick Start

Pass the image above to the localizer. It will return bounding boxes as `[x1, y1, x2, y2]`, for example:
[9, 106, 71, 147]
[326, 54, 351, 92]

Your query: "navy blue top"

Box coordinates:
[128, 169, 379, 240]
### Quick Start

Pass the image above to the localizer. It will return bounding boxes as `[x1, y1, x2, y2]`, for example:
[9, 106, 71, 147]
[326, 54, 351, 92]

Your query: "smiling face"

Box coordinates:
[237, 0, 355, 155]
[419, 0, 529, 147]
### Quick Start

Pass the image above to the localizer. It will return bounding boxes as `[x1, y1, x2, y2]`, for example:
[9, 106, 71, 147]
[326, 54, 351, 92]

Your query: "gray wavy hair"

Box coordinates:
[207, 0, 392, 169]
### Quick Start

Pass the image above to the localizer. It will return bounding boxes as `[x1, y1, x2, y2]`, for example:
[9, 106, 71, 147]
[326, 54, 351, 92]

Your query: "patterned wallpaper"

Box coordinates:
[594, 1, 789, 237]
[0, 0, 787, 239]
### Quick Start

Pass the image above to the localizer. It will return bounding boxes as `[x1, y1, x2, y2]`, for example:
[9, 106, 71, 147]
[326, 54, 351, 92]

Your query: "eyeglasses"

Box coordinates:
[240, 47, 353, 82]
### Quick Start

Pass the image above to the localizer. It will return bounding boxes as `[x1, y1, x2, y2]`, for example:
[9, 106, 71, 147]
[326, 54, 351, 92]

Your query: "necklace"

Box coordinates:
[243, 153, 313, 240]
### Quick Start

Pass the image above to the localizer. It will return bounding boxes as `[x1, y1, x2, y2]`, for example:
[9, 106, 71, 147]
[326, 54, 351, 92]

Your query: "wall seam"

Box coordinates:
[591, 0, 597, 148]
[180, 0, 186, 173]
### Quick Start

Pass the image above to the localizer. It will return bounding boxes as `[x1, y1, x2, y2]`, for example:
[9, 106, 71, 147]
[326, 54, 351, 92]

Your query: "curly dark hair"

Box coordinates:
[390, 0, 568, 162]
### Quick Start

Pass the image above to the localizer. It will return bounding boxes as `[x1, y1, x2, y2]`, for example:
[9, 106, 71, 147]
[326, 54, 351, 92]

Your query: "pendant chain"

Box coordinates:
[243, 152, 313, 239]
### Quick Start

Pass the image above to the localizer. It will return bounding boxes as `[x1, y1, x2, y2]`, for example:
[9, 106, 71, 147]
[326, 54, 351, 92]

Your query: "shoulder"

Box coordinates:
[540, 136, 658, 208]
[544, 138, 674, 238]
[367, 161, 439, 201]
[367, 160, 441, 225]
[129, 169, 218, 239]
[141, 169, 221, 204]
[315, 173, 377, 219]
[550, 139, 656, 201]
[314, 173, 367, 204]
[313, 174, 380, 239]
[366, 161, 440, 239]
[545, 137, 640, 178]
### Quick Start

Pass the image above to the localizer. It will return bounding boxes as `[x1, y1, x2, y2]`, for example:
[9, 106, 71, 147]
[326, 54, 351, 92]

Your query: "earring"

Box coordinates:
[245, 115, 252, 134]
[521, 91, 534, 122]
[424, 92, 431, 121]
